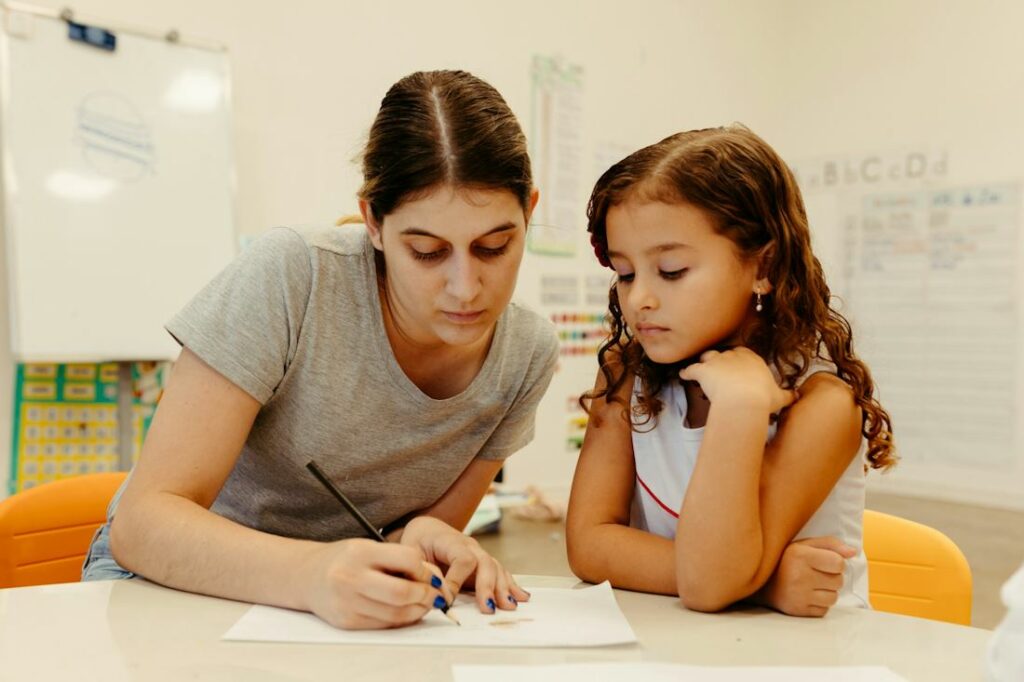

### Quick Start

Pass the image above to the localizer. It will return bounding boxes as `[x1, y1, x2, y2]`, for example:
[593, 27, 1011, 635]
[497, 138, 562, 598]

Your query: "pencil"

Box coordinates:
[305, 460, 460, 625]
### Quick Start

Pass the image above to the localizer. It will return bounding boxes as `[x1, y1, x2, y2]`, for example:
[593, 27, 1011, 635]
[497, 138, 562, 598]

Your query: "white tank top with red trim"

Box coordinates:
[628, 364, 871, 608]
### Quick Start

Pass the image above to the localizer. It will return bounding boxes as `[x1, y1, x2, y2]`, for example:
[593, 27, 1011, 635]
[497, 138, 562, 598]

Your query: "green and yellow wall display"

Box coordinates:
[9, 361, 169, 494]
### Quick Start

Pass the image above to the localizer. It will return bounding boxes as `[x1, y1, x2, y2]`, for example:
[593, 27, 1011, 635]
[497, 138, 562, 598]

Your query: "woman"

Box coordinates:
[83, 70, 558, 631]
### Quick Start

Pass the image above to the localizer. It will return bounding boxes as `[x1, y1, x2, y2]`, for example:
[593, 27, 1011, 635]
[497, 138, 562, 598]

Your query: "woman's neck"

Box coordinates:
[379, 287, 495, 400]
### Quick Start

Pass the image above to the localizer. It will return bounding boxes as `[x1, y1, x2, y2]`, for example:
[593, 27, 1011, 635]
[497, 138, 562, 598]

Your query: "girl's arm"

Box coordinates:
[674, 351, 862, 612]
[566, 368, 678, 594]
[111, 348, 446, 629]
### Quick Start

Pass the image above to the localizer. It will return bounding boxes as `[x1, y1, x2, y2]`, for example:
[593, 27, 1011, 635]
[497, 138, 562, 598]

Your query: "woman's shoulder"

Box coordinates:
[294, 224, 369, 258]
[502, 302, 558, 353]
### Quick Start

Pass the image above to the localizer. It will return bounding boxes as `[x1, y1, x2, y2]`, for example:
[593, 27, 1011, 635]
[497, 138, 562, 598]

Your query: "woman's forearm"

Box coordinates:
[110, 491, 321, 610]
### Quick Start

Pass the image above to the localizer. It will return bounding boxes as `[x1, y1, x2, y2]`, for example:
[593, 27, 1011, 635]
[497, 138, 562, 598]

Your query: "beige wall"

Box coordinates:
[3, 1, 1022, 508]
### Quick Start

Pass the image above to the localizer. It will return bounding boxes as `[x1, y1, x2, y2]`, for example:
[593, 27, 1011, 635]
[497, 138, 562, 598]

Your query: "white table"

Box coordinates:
[0, 575, 992, 681]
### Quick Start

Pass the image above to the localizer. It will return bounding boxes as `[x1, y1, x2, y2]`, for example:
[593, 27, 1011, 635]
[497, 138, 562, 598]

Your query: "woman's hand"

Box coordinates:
[301, 538, 448, 630]
[400, 515, 530, 613]
[679, 347, 797, 414]
[756, 536, 857, 617]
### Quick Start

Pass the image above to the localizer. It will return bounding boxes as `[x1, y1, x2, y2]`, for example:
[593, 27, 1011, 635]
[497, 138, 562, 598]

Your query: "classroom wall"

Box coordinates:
[4, 1, 1022, 509]
[758, 0, 1024, 510]
[2, 0, 782, 496]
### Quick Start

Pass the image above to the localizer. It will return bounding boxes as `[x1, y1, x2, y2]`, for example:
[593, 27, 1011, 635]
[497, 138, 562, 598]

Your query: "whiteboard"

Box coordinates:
[0, 5, 235, 360]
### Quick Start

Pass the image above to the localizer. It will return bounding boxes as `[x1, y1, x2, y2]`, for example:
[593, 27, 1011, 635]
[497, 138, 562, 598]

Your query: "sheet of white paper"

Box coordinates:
[222, 581, 636, 648]
[452, 663, 908, 682]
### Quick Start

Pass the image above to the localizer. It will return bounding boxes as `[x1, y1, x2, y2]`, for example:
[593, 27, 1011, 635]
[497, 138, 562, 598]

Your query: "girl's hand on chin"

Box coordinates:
[678, 346, 797, 414]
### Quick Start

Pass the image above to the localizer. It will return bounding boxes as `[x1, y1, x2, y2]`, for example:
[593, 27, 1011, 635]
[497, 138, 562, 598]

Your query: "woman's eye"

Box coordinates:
[411, 248, 447, 262]
[660, 268, 687, 280]
[617, 272, 635, 284]
[474, 243, 509, 258]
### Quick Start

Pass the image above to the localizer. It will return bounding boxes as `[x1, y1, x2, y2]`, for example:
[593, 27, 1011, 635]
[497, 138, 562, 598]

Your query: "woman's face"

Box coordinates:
[364, 185, 538, 350]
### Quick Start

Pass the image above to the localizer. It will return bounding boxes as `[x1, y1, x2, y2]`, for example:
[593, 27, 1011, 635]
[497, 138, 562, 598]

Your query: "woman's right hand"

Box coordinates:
[300, 538, 451, 630]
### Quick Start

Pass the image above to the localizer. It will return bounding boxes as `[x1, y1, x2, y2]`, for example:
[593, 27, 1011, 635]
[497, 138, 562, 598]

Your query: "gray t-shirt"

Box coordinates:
[114, 226, 557, 542]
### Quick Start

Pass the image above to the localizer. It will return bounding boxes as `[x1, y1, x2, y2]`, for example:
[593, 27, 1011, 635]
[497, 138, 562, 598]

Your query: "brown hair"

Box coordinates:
[352, 70, 532, 276]
[584, 125, 896, 470]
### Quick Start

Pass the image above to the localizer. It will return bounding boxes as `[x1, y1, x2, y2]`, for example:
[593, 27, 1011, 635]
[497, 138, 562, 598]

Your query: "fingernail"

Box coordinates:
[430, 575, 442, 589]
[508, 595, 517, 605]
[486, 598, 496, 612]
[434, 595, 447, 609]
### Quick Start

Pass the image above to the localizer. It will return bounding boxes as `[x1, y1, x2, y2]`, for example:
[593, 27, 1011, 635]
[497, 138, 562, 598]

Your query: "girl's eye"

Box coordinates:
[616, 272, 635, 284]
[411, 248, 447, 262]
[660, 268, 687, 280]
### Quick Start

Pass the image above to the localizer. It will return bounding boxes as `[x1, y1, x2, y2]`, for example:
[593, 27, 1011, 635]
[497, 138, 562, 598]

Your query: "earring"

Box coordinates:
[755, 291, 764, 312]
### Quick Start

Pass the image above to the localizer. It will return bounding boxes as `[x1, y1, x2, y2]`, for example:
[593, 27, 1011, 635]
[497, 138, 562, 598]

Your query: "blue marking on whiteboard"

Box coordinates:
[75, 93, 156, 181]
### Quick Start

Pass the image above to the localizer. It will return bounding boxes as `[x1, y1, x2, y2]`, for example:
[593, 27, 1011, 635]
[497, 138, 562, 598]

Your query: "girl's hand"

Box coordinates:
[301, 538, 448, 630]
[400, 515, 530, 614]
[679, 347, 797, 414]
[757, 536, 858, 617]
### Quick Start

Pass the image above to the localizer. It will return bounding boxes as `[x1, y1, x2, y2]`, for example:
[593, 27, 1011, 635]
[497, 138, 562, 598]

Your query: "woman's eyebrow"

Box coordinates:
[400, 222, 517, 239]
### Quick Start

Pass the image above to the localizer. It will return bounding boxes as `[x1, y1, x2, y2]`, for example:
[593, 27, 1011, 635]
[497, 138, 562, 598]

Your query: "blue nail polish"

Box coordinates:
[509, 595, 517, 605]
[434, 595, 447, 609]
[430, 575, 442, 589]
[486, 598, 496, 612]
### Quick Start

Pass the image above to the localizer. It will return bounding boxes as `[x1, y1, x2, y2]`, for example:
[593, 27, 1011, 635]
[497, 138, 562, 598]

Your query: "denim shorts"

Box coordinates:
[81, 522, 135, 581]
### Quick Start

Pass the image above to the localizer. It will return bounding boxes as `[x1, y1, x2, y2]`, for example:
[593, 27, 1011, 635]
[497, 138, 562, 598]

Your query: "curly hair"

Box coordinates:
[582, 125, 896, 470]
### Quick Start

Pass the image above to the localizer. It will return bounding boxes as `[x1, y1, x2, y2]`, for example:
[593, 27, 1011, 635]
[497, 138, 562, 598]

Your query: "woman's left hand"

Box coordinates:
[399, 515, 529, 614]
[679, 346, 797, 414]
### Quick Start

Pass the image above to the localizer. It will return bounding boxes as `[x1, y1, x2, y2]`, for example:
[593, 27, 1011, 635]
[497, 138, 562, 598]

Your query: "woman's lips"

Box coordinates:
[443, 310, 485, 324]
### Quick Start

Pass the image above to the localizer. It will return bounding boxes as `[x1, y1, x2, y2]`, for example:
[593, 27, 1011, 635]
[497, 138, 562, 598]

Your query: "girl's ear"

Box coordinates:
[755, 241, 776, 281]
[358, 199, 384, 250]
[754, 277, 774, 295]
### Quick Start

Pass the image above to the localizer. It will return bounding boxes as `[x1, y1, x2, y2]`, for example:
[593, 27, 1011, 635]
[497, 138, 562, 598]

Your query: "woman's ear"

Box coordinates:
[524, 187, 540, 226]
[754, 277, 774, 295]
[358, 199, 384, 250]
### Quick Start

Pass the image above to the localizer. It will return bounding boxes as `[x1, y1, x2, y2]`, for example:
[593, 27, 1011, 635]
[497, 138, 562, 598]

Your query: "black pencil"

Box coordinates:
[305, 460, 460, 625]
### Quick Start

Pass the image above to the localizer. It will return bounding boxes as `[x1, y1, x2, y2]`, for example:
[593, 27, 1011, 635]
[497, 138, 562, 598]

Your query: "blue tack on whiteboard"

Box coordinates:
[67, 21, 116, 51]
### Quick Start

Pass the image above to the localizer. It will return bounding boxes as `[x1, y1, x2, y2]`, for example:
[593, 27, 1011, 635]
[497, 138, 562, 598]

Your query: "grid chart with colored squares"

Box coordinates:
[550, 311, 605, 357]
[9, 362, 169, 494]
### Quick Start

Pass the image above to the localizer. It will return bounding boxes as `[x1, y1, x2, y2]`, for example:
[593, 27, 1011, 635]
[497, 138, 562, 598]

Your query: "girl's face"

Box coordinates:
[364, 185, 537, 350]
[605, 199, 765, 364]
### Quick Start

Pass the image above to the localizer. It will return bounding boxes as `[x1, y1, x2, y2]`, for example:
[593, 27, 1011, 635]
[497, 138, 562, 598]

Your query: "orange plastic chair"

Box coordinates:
[863, 509, 972, 625]
[0, 472, 127, 588]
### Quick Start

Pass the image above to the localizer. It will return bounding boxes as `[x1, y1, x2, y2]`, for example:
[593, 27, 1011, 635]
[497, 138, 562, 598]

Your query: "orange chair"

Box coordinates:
[863, 509, 973, 625]
[0, 472, 127, 588]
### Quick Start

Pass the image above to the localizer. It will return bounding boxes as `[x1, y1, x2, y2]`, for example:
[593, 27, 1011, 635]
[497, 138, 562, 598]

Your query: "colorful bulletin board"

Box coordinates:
[9, 361, 169, 493]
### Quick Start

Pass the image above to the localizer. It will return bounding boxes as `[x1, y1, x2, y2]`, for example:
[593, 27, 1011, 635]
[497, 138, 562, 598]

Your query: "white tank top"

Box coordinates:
[629, 364, 871, 608]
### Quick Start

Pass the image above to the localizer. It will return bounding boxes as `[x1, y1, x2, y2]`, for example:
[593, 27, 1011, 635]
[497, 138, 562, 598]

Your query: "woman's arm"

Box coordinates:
[111, 348, 445, 629]
[394, 457, 531, 612]
[674, 352, 862, 611]
[566, 368, 678, 594]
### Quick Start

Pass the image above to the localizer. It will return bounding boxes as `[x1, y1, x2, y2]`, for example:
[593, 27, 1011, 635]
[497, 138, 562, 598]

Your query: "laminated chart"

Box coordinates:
[9, 362, 169, 493]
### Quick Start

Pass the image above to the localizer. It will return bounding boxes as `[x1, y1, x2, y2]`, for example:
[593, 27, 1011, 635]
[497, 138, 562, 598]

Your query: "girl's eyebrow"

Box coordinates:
[399, 222, 517, 239]
[607, 242, 692, 259]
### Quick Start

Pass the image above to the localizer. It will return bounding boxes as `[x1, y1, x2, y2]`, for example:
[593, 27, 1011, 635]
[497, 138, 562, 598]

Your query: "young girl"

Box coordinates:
[82, 70, 558, 630]
[567, 125, 895, 617]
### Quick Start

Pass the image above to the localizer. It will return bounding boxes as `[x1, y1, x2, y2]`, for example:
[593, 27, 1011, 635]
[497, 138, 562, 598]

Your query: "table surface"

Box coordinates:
[0, 575, 992, 681]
